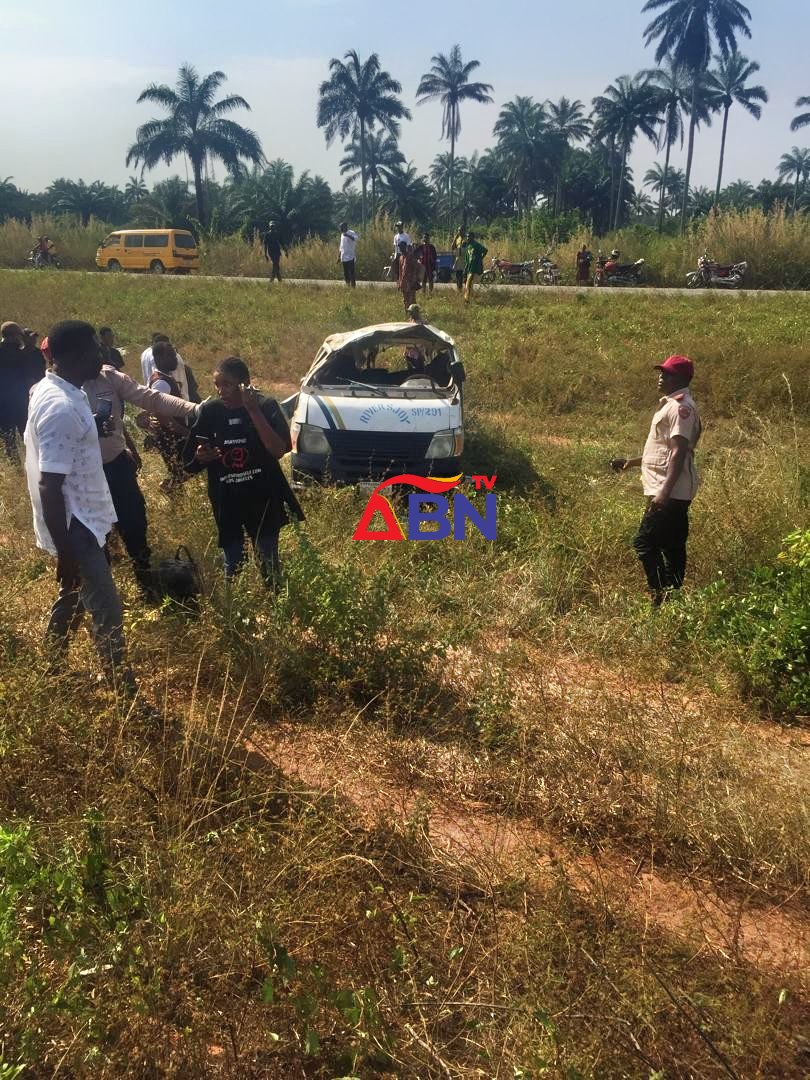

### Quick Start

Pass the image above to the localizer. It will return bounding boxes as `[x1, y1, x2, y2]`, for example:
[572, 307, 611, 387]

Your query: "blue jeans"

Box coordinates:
[222, 528, 281, 583]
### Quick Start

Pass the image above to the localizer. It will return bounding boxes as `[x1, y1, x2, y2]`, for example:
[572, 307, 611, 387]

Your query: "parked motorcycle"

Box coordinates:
[28, 248, 62, 270]
[536, 252, 561, 286]
[481, 257, 534, 285]
[593, 251, 645, 287]
[686, 252, 747, 289]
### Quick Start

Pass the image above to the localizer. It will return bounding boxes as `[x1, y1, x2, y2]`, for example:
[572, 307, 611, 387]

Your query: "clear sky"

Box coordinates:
[1, 0, 806, 198]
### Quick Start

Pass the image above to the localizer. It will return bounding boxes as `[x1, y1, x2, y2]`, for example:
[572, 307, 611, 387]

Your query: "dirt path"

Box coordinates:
[244, 722, 808, 986]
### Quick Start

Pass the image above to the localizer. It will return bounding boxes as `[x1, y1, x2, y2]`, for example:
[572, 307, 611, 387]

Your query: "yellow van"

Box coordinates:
[95, 229, 200, 274]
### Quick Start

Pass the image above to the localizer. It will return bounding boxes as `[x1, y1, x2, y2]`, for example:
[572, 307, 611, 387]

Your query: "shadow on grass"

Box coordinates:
[464, 420, 556, 508]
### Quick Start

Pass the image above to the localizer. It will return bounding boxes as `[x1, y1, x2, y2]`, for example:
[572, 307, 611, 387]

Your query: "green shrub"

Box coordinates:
[680, 528, 810, 716]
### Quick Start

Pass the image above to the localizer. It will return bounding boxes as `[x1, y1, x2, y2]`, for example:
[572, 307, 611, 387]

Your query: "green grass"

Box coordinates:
[0, 273, 808, 1076]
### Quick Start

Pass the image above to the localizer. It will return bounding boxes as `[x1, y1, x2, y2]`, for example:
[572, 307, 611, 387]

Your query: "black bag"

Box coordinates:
[151, 545, 202, 605]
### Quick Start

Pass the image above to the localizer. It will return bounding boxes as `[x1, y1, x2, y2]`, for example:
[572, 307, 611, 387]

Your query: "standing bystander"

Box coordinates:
[338, 222, 358, 287]
[463, 232, 488, 304]
[611, 355, 702, 605]
[24, 320, 134, 686]
[263, 220, 288, 282]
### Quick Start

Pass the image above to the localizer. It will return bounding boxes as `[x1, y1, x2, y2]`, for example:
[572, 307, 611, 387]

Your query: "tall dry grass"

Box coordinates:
[7, 209, 810, 287]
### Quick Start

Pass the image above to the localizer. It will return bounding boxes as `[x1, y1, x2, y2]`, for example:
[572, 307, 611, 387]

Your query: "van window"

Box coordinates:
[125, 235, 144, 248]
[102, 234, 121, 248]
[145, 234, 169, 248]
[174, 233, 197, 249]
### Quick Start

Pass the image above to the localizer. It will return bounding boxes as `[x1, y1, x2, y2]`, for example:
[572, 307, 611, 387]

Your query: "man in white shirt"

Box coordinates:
[338, 222, 358, 287]
[392, 221, 411, 283]
[25, 320, 133, 685]
[84, 363, 197, 591]
[611, 354, 702, 605]
[140, 333, 200, 402]
[393, 220, 411, 251]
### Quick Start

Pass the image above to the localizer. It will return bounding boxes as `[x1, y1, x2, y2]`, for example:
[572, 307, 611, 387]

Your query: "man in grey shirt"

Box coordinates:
[84, 363, 197, 593]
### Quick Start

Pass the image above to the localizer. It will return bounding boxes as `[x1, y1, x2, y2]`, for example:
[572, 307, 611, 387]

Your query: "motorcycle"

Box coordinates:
[593, 252, 645, 287]
[686, 253, 747, 289]
[536, 252, 561, 286]
[28, 248, 62, 270]
[481, 257, 534, 285]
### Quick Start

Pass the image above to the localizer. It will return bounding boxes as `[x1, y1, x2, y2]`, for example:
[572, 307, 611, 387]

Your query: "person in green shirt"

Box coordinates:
[463, 232, 488, 304]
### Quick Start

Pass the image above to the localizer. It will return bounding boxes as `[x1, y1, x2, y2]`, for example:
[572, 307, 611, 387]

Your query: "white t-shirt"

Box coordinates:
[140, 347, 189, 398]
[394, 231, 411, 250]
[339, 230, 358, 262]
[25, 371, 117, 554]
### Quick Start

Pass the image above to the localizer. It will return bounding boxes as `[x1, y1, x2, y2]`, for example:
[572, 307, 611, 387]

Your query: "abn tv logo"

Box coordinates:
[353, 474, 497, 541]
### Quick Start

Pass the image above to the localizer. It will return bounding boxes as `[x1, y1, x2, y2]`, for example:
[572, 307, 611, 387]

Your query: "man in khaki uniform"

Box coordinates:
[612, 355, 702, 604]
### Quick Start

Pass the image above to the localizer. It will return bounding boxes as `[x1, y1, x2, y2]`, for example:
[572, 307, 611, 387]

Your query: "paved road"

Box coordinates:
[4, 266, 800, 297]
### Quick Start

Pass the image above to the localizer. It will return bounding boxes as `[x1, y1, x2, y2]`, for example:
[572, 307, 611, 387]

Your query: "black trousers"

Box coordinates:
[269, 256, 281, 282]
[455, 269, 464, 290]
[104, 451, 150, 572]
[342, 259, 356, 287]
[632, 499, 690, 596]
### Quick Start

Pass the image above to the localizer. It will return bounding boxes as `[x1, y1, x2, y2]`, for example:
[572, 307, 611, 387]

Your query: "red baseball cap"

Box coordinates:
[654, 354, 694, 379]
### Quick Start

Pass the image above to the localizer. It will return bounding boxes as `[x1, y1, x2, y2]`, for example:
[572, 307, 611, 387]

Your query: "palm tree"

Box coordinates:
[644, 57, 690, 231]
[317, 50, 410, 230]
[229, 160, 334, 243]
[416, 45, 493, 226]
[721, 178, 755, 210]
[544, 97, 590, 213]
[688, 185, 715, 216]
[704, 52, 767, 204]
[339, 131, 405, 218]
[47, 178, 122, 225]
[124, 175, 148, 205]
[777, 147, 810, 213]
[493, 96, 548, 215]
[126, 64, 263, 226]
[430, 151, 468, 195]
[642, 0, 753, 232]
[790, 96, 810, 132]
[629, 189, 656, 217]
[377, 163, 434, 226]
[592, 74, 661, 229]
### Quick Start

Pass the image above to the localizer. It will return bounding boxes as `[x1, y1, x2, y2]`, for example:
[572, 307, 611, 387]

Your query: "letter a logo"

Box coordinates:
[352, 492, 405, 541]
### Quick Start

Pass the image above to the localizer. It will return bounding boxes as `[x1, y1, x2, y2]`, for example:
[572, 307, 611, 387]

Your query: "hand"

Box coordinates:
[56, 553, 80, 589]
[650, 493, 670, 510]
[609, 458, 627, 473]
[195, 443, 221, 464]
[240, 383, 261, 411]
[126, 448, 142, 472]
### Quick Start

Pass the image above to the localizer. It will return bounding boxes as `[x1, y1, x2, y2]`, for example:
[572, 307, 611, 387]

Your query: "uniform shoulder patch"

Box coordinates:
[678, 405, 691, 418]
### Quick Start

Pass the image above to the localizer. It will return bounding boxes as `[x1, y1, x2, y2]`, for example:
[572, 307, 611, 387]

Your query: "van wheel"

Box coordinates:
[107, 260, 121, 272]
[150, 260, 165, 274]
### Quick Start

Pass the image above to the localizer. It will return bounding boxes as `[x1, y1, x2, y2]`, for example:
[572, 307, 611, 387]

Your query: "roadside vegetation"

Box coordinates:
[6, 207, 810, 290]
[0, 275, 807, 1076]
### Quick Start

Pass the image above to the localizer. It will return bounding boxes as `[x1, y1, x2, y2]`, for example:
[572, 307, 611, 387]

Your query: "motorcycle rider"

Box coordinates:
[34, 236, 55, 267]
[604, 248, 621, 277]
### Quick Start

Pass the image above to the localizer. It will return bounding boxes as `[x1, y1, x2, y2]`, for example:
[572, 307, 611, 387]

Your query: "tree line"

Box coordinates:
[2, 0, 810, 245]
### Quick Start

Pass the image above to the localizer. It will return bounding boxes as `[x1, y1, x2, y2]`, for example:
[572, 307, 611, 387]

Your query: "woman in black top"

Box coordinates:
[186, 357, 303, 583]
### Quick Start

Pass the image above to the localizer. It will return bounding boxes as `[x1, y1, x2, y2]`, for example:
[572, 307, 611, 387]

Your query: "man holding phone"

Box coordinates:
[185, 357, 303, 583]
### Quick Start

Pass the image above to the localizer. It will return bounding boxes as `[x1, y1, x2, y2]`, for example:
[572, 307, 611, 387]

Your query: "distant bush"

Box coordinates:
[679, 528, 810, 717]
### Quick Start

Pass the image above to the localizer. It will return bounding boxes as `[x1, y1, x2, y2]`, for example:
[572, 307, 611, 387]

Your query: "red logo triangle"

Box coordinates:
[352, 493, 405, 541]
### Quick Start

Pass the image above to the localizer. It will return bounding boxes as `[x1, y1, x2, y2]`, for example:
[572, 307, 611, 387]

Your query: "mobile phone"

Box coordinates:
[96, 399, 113, 422]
